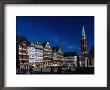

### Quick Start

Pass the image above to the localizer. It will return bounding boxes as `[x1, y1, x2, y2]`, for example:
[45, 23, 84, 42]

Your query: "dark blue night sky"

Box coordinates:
[16, 16, 94, 55]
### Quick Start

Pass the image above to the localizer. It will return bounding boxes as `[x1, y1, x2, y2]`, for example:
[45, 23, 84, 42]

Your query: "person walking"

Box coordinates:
[29, 66, 33, 74]
[50, 66, 54, 74]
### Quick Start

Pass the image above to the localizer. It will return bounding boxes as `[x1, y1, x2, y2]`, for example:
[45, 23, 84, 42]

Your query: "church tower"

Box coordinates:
[81, 26, 88, 67]
[81, 26, 88, 56]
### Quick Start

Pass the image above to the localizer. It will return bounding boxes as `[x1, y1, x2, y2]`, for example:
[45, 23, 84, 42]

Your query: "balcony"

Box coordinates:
[19, 58, 28, 61]
[19, 53, 28, 55]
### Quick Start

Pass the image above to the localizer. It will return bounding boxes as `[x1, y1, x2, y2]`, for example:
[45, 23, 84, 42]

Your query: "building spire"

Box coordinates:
[82, 26, 86, 37]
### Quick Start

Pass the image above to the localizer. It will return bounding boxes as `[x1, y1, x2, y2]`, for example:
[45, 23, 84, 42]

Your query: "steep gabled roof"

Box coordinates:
[31, 41, 43, 46]
[42, 42, 48, 47]
[52, 46, 61, 52]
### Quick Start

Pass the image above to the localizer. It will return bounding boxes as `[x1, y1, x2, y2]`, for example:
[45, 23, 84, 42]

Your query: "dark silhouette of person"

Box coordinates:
[18, 68, 20, 74]
[57, 66, 62, 74]
[22, 68, 24, 74]
[66, 67, 68, 74]
[21, 68, 23, 74]
[41, 67, 42, 72]
[50, 66, 54, 74]
[68, 66, 71, 73]
[66, 66, 71, 74]
[24, 66, 27, 74]
[29, 66, 33, 74]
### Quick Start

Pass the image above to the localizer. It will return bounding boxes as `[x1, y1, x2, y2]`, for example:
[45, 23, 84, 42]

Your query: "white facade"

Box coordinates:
[27, 42, 43, 66]
[34, 43, 43, 62]
[27, 46, 36, 64]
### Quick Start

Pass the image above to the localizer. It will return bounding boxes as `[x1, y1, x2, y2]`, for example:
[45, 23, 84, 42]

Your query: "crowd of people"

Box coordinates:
[50, 66, 73, 74]
[16, 65, 74, 74]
